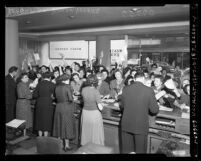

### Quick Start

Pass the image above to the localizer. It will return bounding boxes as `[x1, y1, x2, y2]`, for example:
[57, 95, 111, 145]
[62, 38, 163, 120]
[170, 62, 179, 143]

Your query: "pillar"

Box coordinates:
[40, 42, 49, 66]
[5, 19, 19, 74]
[96, 36, 111, 70]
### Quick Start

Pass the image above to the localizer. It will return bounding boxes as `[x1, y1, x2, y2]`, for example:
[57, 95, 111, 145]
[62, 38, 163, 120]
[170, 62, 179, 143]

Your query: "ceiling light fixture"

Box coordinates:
[25, 20, 31, 24]
[130, 8, 140, 12]
[68, 15, 75, 19]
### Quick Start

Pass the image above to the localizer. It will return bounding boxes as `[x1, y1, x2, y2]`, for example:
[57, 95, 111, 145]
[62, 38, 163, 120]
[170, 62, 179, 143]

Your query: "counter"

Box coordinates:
[100, 100, 190, 155]
[31, 99, 190, 155]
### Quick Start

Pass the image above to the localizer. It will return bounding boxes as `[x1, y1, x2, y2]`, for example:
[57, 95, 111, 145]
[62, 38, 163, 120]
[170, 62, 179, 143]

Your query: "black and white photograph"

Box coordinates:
[4, 4, 198, 157]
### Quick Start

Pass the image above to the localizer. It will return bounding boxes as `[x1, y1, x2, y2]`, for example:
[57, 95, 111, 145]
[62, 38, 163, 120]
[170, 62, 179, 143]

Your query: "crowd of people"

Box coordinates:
[5, 60, 190, 153]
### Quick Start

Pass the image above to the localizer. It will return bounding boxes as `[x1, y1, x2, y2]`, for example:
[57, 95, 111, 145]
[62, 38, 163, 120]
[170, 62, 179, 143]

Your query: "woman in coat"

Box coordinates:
[52, 74, 76, 151]
[33, 72, 55, 137]
[16, 73, 32, 129]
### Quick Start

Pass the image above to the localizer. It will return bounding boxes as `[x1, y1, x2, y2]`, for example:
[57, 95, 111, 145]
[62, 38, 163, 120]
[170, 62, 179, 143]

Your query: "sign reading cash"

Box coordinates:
[110, 40, 127, 65]
[49, 41, 88, 59]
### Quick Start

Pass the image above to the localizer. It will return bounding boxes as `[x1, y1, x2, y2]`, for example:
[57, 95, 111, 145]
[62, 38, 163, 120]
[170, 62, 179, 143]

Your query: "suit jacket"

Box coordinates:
[5, 74, 17, 104]
[121, 81, 159, 134]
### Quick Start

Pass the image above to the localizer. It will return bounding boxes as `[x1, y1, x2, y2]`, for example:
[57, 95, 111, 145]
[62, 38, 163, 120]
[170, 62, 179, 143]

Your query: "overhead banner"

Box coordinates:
[49, 41, 88, 59]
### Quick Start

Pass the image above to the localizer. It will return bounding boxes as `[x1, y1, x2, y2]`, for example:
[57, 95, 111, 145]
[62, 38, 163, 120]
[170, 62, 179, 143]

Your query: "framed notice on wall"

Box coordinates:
[49, 41, 88, 59]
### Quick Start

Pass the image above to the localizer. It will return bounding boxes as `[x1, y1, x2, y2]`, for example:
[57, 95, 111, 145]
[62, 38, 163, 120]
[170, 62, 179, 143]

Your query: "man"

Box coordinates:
[5, 66, 18, 122]
[120, 71, 159, 153]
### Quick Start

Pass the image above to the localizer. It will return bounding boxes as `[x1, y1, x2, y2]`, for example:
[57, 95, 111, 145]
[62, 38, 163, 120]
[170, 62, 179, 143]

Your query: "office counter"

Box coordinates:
[31, 99, 190, 155]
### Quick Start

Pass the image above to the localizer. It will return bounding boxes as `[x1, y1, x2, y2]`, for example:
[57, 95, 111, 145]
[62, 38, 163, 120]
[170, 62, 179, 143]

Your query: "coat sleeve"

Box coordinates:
[67, 86, 73, 102]
[119, 87, 126, 111]
[149, 88, 159, 115]
[33, 83, 39, 98]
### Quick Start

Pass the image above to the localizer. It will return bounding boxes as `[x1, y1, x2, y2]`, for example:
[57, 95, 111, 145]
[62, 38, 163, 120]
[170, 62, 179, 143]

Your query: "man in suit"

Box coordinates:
[5, 66, 18, 123]
[120, 71, 159, 153]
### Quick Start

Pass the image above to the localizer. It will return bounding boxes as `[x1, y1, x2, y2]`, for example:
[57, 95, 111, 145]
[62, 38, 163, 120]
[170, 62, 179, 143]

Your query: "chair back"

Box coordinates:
[36, 136, 63, 154]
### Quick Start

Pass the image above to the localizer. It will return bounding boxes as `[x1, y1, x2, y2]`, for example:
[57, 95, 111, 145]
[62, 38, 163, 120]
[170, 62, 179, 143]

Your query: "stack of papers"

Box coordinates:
[181, 112, 190, 119]
[159, 105, 173, 112]
[155, 90, 166, 100]
[6, 119, 26, 128]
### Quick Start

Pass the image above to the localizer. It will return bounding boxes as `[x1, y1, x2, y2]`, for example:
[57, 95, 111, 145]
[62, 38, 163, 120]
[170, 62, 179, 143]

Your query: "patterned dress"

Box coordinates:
[16, 82, 32, 128]
[53, 83, 76, 140]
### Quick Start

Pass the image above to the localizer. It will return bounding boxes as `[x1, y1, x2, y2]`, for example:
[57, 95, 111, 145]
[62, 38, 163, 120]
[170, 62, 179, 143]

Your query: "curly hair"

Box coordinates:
[86, 74, 98, 87]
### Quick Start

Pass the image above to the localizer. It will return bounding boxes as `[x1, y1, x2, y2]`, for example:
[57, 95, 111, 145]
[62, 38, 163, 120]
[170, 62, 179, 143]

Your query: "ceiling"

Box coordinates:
[6, 5, 190, 38]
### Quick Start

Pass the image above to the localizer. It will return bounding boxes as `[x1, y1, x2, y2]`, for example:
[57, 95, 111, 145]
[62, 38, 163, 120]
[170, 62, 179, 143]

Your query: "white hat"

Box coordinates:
[164, 79, 176, 89]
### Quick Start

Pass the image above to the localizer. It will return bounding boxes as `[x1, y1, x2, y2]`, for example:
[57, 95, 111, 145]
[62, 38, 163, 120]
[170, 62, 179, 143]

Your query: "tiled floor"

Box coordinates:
[6, 130, 79, 155]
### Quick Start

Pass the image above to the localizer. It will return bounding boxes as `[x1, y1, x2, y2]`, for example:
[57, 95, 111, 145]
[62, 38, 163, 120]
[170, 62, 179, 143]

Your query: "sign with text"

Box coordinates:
[110, 40, 127, 65]
[49, 41, 88, 59]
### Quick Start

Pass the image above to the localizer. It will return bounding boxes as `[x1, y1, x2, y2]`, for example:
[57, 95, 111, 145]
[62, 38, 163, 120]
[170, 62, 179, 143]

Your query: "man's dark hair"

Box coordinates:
[151, 63, 158, 68]
[101, 69, 109, 76]
[65, 66, 73, 73]
[8, 66, 18, 73]
[134, 71, 145, 79]
[183, 84, 190, 95]
[42, 71, 52, 79]
[74, 62, 80, 67]
[154, 74, 163, 82]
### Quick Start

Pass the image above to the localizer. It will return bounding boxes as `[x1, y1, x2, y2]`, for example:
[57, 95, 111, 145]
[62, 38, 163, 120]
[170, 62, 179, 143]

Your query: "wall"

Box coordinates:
[19, 37, 41, 70]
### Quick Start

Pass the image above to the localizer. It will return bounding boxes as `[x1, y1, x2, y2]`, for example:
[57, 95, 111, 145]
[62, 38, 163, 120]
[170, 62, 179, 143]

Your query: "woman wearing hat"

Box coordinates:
[52, 74, 76, 151]
[33, 72, 55, 137]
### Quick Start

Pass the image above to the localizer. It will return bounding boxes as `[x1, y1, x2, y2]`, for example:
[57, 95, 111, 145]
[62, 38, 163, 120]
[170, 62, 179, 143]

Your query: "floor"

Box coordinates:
[5, 129, 79, 155]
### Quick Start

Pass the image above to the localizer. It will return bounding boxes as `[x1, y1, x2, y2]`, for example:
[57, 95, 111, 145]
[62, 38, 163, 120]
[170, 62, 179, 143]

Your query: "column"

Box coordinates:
[40, 42, 49, 66]
[96, 36, 111, 70]
[5, 19, 19, 74]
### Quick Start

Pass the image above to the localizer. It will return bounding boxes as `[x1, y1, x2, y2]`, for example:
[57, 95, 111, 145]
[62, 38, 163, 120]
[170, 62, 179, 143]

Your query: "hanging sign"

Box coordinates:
[49, 41, 88, 59]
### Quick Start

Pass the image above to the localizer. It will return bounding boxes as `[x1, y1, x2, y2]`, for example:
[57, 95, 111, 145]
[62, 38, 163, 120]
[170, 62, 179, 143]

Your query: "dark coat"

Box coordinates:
[121, 81, 159, 134]
[5, 74, 17, 104]
[5, 74, 17, 122]
[33, 80, 55, 131]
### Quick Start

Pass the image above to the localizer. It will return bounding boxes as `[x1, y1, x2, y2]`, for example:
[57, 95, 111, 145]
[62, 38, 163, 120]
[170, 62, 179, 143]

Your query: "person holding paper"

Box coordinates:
[16, 73, 32, 129]
[153, 75, 181, 108]
[80, 74, 104, 146]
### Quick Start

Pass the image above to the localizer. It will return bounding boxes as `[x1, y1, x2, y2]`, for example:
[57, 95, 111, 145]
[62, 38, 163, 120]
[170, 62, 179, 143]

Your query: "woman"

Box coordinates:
[109, 69, 125, 100]
[78, 67, 86, 82]
[178, 84, 190, 107]
[33, 72, 55, 137]
[52, 74, 75, 151]
[52, 69, 60, 84]
[81, 74, 104, 146]
[70, 73, 83, 96]
[96, 72, 110, 98]
[16, 73, 32, 129]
